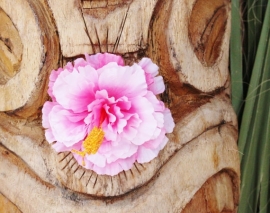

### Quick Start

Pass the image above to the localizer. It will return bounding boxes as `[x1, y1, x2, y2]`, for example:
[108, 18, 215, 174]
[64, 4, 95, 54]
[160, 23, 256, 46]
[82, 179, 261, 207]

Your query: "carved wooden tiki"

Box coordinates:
[0, 0, 240, 212]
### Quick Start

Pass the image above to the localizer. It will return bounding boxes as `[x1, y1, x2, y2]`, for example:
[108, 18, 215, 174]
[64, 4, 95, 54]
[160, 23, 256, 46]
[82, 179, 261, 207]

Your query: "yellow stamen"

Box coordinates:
[72, 126, 105, 166]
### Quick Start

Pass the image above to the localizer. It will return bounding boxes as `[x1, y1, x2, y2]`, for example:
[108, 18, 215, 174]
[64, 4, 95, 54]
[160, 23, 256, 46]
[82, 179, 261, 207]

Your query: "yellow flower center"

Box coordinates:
[72, 109, 106, 166]
[72, 126, 105, 166]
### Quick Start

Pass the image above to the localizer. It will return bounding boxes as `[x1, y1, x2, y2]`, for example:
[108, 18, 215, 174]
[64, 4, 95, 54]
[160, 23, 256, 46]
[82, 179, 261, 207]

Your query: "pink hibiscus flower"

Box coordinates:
[42, 53, 175, 176]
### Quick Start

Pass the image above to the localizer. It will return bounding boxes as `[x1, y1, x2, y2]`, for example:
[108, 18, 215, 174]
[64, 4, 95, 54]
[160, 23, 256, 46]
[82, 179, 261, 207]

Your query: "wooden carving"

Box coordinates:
[0, 0, 240, 212]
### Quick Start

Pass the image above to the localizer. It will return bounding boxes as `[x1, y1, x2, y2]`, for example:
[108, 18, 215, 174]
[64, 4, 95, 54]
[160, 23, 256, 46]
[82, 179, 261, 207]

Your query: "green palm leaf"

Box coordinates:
[231, 0, 270, 212]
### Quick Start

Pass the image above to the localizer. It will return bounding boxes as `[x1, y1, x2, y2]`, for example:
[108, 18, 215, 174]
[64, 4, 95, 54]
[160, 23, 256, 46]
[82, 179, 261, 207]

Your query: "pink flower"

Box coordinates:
[42, 53, 175, 176]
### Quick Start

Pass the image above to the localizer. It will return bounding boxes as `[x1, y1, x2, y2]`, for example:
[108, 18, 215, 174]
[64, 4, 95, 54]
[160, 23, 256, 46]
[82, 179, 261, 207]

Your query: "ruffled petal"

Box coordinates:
[163, 108, 175, 133]
[129, 97, 157, 145]
[148, 76, 165, 95]
[86, 152, 106, 168]
[98, 63, 147, 99]
[85, 53, 124, 69]
[49, 105, 87, 147]
[136, 146, 159, 164]
[92, 155, 136, 176]
[53, 66, 98, 112]
[42, 101, 57, 128]
[138, 58, 158, 77]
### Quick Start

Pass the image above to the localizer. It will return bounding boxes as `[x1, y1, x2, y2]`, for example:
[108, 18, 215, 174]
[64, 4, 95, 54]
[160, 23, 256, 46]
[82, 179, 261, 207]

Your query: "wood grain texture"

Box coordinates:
[0, 124, 239, 212]
[0, 0, 59, 117]
[182, 171, 238, 213]
[0, 0, 240, 212]
[0, 193, 22, 213]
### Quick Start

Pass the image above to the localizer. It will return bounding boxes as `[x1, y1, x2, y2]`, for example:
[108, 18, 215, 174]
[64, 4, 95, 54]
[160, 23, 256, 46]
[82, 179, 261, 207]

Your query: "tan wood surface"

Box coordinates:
[0, 0, 239, 212]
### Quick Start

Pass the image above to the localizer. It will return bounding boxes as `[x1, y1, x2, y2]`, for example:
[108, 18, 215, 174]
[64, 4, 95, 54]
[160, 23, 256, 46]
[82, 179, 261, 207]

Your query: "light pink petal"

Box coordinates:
[85, 53, 124, 69]
[121, 113, 140, 141]
[86, 153, 106, 168]
[116, 119, 127, 134]
[44, 129, 55, 143]
[73, 58, 88, 69]
[93, 161, 122, 176]
[136, 146, 159, 164]
[42, 101, 57, 128]
[143, 129, 165, 149]
[73, 153, 84, 166]
[48, 62, 74, 100]
[104, 141, 137, 164]
[64, 62, 74, 71]
[53, 67, 98, 112]
[138, 58, 158, 76]
[163, 108, 175, 133]
[52, 142, 71, 152]
[116, 96, 131, 110]
[158, 135, 169, 150]
[49, 105, 87, 147]
[152, 112, 164, 129]
[93, 155, 136, 176]
[121, 126, 138, 141]
[116, 155, 136, 171]
[130, 97, 157, 145]
[48, 68, 64, 100]
[148, 76, 165, 95]
[144, 91, 165, 112]
[98, 63, 147, 99]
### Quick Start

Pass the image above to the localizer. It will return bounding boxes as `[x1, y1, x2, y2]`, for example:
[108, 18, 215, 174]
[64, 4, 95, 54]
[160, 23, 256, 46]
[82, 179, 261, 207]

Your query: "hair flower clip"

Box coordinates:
[42, 53, 175, 176]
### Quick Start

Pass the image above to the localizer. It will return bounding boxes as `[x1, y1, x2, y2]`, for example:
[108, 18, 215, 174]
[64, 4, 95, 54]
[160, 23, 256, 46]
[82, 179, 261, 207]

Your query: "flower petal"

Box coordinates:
[85, 53, 124, 69]
[49, 105, 87, 146]
[138, 58, 158, 77]
[129, 97, 157, 145]
[163, 108, 175, 133]
[53, 66, 98, 112]
[148, 76, 165, 95]
[136, 146, 159, 164]
[98, 63, 147, 99]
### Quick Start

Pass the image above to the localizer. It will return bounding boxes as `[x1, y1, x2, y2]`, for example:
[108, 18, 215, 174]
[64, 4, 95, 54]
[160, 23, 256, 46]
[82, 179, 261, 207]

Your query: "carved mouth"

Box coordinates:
[55, 94, 237, 198]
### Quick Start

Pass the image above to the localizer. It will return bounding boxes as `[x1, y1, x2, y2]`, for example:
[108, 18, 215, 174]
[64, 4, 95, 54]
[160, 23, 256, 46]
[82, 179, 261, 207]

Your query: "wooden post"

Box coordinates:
[0, 0, 239, 212]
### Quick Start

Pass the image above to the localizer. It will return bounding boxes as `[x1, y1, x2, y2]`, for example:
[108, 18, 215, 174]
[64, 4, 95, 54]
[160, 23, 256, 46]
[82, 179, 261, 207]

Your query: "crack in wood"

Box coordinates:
[106, 26, 109, 52]
[123, 170, 127, 180]
[129, 168, 134, 178]
[94, 25, 102, 53]
[112, 4, 130, 53]
[58, 152, 71, 163]
[134, 163, 141, 174]
[69, 161, 77, 170]
[79, 5, 96, 54]
[93, 174, 98, 188]
[111, 176, 114, 191]
[0, 37, 12, 53]
[61, 156, 73, 170]
[79, 171, 86, 180]
[86, 171, 93, 187]
[73, 166, 80, 174]
[138, 163, 145, 169]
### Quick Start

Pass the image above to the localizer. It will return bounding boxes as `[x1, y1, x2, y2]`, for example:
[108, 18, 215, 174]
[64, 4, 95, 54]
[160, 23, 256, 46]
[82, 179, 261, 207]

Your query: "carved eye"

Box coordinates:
[0, 8, 22, 85]
[188, 0, 229, 67]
